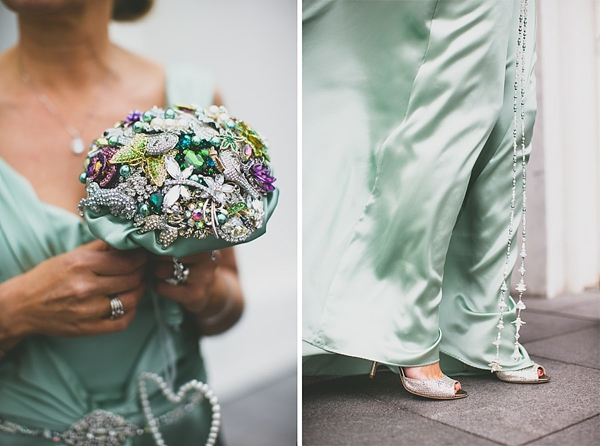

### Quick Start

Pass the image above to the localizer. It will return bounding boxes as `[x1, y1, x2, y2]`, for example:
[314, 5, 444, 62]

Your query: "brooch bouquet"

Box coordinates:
[78, 104, 278, 256]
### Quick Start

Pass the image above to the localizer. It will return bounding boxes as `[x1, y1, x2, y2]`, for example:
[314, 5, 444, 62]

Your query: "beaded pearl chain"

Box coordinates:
[0, 374, 219, 445]
[490, 0, 530, 373]
[138, 372, 221, 446]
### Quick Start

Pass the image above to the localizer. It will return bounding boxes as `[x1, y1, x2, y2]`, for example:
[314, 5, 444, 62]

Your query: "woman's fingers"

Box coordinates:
[74, 240, 148, 276]
[50, 282, 146, 336]
[153, 261, 177, 281]
[154, 280, 209, 314]
[154, 279, 204, 302]
[97, 283, 146, 320]
[92, 266, 147, 297]
[6, 241, 150, 340]
[90, 250, 148, 277]
[153, 252, 217, 282]
[151, 252, 224, 314]
[73, 304, 138, 337]
[177, 251, 219, 265]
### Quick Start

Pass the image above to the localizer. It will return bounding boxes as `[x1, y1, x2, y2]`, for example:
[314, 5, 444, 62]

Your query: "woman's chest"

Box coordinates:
[0, 84, 166, 215]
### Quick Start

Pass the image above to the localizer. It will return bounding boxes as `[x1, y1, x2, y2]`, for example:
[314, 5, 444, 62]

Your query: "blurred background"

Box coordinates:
[524, 0, 599, 297]
[0, 1, 297, 445]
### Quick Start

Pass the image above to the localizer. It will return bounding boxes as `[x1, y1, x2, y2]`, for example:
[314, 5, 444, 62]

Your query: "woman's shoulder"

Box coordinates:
[113, 45, 165, 107]
[0, 48, 25, 110]
[113, 45, 215, 108]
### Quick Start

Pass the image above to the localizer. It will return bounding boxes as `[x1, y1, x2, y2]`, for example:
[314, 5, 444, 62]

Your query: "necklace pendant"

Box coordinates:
[71, 136, 85, 154]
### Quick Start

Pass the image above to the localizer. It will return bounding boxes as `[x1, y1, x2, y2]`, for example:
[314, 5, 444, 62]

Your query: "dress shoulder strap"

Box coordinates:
[165, 63, 215, 108]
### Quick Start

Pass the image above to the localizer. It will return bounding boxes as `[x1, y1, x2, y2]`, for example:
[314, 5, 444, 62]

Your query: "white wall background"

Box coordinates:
[533, 0, 600, 297]
[0, 0, 297, 402]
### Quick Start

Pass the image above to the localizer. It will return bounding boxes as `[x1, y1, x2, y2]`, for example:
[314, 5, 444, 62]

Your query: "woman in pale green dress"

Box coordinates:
[0, 0, 244, 443]
[303, 0, 549, 399]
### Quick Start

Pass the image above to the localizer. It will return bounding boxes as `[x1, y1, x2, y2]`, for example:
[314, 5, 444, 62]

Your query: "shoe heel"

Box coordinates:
[369, 361, 377, 379]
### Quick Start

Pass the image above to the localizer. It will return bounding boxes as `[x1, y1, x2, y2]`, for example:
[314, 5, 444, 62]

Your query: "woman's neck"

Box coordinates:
[16, 0, 114, 92]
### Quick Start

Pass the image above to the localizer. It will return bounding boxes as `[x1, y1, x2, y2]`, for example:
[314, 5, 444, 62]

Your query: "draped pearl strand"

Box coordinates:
[490, 0, 530, 373]
[138, 372, 221, 446]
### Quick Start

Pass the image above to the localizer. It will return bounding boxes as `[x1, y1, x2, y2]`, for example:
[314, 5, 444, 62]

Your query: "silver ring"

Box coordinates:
[109, 296, 125, 319]
[166, 257, 189, 286]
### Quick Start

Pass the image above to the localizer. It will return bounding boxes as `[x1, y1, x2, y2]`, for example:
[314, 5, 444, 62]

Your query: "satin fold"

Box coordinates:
[84, 188, 279, 257]
[303, 0, 537, 375]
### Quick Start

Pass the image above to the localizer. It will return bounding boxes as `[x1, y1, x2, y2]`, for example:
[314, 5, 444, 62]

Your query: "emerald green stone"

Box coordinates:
[191, 135, 202, 147]
[184, 151, 204, 168]
[149, 193, 163, 212]
[133, 121, 145, 133]
[228, 202, 248, 215]
[78, 172, 87, 184]
[200, 149, 210, 157]
[107, 135, 119, 146]
[226, 120, 236, 129]
[139, 203, 150, 217]
[210, 136, 221, 147]
[164, 108, 176, 119]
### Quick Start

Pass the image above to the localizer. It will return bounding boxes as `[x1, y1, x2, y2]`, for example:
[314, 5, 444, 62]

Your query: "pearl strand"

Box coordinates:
[490, 0, 529, 372]
[138, 372, 221, 446]
[512, 0, 530, 361]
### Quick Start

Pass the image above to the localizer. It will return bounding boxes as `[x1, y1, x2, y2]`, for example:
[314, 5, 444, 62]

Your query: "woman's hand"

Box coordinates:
[153, 251, 219, 314]
[0, 239, 148, 346]
[152, 248, 244, 335]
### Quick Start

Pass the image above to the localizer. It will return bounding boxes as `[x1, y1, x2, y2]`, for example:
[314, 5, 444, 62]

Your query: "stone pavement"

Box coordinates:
[302, 288, 600, 446]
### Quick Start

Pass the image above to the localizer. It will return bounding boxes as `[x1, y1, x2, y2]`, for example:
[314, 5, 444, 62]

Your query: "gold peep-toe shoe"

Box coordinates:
[495, 363, 550, 384]
[370, 362, 467, 400]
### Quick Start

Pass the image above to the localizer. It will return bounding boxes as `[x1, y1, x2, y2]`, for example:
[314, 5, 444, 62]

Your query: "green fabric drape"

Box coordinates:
[302, 0, 537, 376]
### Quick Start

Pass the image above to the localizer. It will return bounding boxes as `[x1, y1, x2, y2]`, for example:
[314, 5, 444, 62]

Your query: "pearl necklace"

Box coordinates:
[18, 54, 112, 155]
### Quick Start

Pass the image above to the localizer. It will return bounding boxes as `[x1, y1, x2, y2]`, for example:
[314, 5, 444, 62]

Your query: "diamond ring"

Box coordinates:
[165, 257, 189, 286]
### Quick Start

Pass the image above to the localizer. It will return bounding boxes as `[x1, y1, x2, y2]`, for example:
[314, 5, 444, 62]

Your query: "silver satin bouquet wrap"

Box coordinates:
[78, 104, 278, 257]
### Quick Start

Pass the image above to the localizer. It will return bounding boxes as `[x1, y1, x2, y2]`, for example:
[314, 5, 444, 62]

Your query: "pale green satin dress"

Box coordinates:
[0, 65, 220, 445]
[303, 0, 538, 376]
